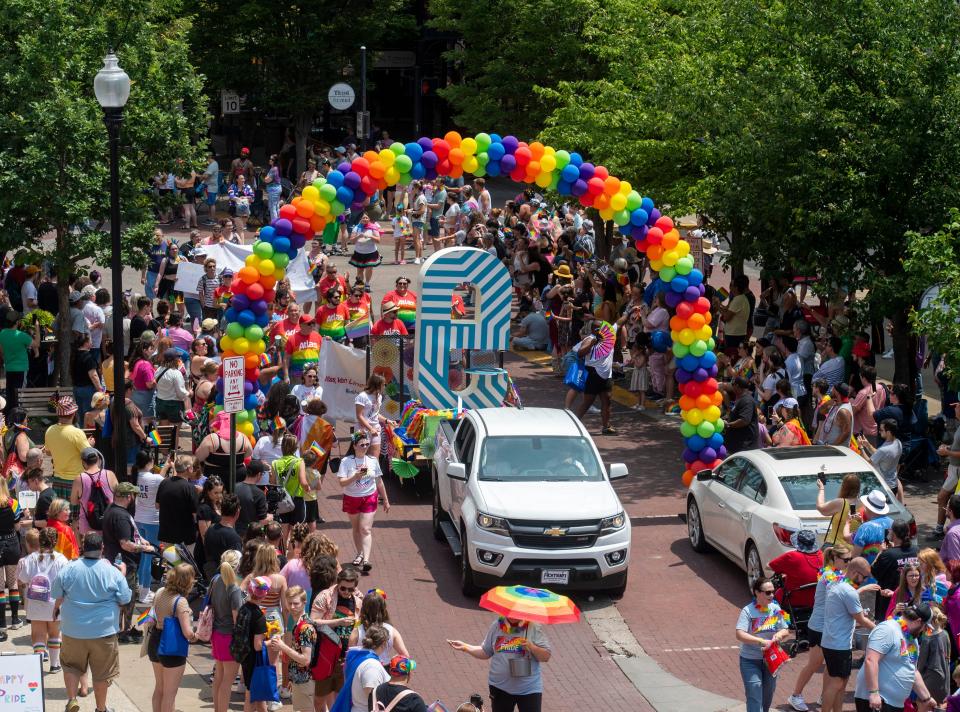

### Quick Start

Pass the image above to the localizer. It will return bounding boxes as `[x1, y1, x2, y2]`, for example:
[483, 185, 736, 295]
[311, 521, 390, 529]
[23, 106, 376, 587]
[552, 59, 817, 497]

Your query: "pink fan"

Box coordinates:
[592, 322, 616, 359]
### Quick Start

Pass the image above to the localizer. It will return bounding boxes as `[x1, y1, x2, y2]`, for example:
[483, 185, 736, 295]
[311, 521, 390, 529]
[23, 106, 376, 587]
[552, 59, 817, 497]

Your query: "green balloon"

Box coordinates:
[626, 191, 642, 211]
[236, 410, 249, 423]
[660, 266, 677, 282]
[690, 339, 708, 357]
[476, 152, 489, 167]
[675, 257, 693, 275]
[398, 172, 413, 186]
[319, 183, 337, 202]
[245, 325, 263, 342]
[330, 199, 345, 216]
[475, 133, 491, 152]
[714, 419, 725, 433]
[707, 337, 716, 351]
[273, 253, 289, 269]
[672, 342, 689, 358]
[394, 154, 413, 173]
[390, 142, 405, 156]
[473, 167, 486, 177]
[213, 405, 223, 415]
[613, 209, 630, 226]
[549, 173, 560, 190]
[680, 421, 697, 438]
[254, 241, 274, 259]
[312, 177, 326, 189]
[554, 150, 570, 170]
[226, 322, 244, 339]
[696, 420, 716, 438]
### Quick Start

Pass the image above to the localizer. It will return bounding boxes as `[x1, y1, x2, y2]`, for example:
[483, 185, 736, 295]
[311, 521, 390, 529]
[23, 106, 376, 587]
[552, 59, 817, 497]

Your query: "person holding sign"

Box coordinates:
[735, 576, 792, 712]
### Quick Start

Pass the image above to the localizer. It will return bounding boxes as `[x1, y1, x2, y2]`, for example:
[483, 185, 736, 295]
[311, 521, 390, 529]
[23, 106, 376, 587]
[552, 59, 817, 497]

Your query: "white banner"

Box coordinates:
[0, 652, 45, 711]
[174, 241, 315, 304]
[316, 339, 366, 422]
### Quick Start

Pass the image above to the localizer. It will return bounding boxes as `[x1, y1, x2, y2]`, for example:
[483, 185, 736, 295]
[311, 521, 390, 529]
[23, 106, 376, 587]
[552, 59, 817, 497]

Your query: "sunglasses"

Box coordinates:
[840, 557, 853, 563]
[338, 585, 357, 593]
[758, 589, 776, 595]
[355, 441, 370, 448]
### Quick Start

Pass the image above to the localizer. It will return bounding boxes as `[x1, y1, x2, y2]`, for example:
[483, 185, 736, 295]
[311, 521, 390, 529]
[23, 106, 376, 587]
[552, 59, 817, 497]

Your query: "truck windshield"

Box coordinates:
[477, 436, 605, 482]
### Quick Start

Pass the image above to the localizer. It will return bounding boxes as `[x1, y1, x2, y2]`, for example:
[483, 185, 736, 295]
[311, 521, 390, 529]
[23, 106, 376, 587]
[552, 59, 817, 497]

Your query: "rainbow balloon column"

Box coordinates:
[209, 131, 723, 484]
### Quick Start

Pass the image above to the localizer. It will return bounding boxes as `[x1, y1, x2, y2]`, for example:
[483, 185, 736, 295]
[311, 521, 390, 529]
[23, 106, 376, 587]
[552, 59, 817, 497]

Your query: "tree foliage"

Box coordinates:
[0, 0, 208, 379]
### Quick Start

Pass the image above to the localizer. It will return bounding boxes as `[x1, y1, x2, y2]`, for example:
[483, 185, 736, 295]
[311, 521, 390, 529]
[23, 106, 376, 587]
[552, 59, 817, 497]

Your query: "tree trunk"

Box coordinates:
[728, 225, 746, 279]
[294, 112, 312, 179]
[54, 226, 72, 387]
[889, 306, 916, 388]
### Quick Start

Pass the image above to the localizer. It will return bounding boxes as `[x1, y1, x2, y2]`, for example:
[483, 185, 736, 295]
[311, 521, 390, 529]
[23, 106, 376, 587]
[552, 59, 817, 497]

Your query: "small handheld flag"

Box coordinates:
[273, 416, 286, 431]
[309, 441, 326, 458]
[717, 287, 730, 302]
[259, 353, 272, 367]
[135, 609, 156, 628]
[147, 429, 162, 447]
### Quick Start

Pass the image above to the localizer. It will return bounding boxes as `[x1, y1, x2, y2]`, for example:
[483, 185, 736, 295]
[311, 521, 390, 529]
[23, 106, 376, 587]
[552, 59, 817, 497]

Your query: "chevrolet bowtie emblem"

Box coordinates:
[543, 527, 567, 537]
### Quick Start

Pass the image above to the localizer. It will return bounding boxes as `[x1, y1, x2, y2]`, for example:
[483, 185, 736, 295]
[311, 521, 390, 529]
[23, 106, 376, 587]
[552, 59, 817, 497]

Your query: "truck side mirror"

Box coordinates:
[609, 463, 628, 480]
[696, 469, 715, 482]
[447, 463, 467, 481]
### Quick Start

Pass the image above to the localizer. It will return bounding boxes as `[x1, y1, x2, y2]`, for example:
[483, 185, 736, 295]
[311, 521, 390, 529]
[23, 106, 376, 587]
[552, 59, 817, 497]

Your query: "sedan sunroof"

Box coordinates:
[764, 446, 844, 460]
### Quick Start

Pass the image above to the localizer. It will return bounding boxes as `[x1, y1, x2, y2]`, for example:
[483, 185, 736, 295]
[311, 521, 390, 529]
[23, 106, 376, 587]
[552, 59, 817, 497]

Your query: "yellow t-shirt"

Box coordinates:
[725, 294, 749, 337]
[44, 423, 89, 479]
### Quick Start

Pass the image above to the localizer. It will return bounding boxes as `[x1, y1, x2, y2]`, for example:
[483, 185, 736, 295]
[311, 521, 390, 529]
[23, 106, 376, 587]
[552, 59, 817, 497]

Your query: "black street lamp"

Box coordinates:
[94, 51, 131, 479]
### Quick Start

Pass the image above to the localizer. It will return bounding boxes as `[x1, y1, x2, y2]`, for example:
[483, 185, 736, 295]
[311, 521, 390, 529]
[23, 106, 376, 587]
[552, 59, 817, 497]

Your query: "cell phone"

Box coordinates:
[849, 503, 857, 515]
[817, 472, 826, 485]
[470, 694, 484, 708]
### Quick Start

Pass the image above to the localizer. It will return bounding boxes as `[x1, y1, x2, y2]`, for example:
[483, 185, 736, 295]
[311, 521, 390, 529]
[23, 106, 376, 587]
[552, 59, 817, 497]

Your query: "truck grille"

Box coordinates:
[512, 533, 597, 549]
[507, 519, 602, 550]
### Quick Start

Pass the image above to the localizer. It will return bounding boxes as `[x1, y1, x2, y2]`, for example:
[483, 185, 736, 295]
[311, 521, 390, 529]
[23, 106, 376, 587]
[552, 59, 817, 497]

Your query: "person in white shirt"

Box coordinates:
[21, 266, 39, 314]
[337, 431, 390, 572]
[154, 349, 191, 425]
[80, 285, 105, 363]
[133, 449, 163, 603]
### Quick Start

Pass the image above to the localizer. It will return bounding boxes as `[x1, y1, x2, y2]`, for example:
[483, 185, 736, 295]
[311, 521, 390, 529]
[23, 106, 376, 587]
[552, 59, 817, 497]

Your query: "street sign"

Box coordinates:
[375, 50, 416, 69]
[222, 356, 245, 413]
[357, 110, 371, 139]
[328, 83, 355, 111]
[221, 90, 241, 115]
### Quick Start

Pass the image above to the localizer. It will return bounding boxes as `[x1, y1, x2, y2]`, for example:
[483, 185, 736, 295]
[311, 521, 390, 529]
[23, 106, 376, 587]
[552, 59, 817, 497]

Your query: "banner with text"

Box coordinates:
[316, 340, 366, 422]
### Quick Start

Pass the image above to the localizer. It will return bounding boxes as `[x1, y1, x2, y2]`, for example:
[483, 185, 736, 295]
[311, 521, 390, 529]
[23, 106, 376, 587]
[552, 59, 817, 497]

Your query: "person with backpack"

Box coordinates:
[371, 656, 429, 712]
[331, 624, 390, 712]
[233, 576, 272, 712]
[271, 433, 309, 540]
[148, 563, 198, 712]
[17, 527, 68, 671]
[310, 566, 365, 711]
[0, 478, 24, 641]
[69, 447, 117, 537]
[264, 585, 314, 712]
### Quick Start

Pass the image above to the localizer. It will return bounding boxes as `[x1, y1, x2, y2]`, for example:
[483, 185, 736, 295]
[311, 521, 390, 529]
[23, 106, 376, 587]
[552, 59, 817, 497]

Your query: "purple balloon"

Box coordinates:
[244, 381, 254, 395]
[274, 218, 292, 236]
[694, 367, 709, 381]
[647, 208, 661, 225]
[501, 135, 519, 154]
[337, 162, 351, 174]
[571, 178, 588, 196]
[708, 365, 719, 378]
[682, 448, 698, 464]
[579, 162, 595, 181]
[676, 368, 692, 383]
[344, 171, 361, 190]
[250, 299, 268, 316]
[684, 286, 700, 302]
[289, 233, 306, 249]
[500, 154, 517, 173]
[664, 291, 682, 309]
[417, 137, 433, 152]
[698, 284, 706, 296]
[717, 446, 728, 460]
[421, 150, 438, 168]
[636, 224, 649, 240]
[215, 378, 224, 392]
[233, 293, 250, 311]
[701, 447, 717, 463]
[425, 166, 438, 180]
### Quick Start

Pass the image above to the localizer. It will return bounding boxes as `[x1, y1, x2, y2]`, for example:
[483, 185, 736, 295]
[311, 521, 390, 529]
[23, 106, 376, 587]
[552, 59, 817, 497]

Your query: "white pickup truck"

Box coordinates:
[431, 407, 631, 596]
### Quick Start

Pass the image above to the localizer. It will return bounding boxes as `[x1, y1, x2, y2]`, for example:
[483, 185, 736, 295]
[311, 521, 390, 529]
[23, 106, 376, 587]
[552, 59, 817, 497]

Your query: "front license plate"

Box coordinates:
[540, 569, 570, 585]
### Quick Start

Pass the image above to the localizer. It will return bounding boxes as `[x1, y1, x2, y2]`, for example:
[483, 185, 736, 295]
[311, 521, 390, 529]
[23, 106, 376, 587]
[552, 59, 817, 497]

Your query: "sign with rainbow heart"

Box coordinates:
[0, 653, 44, 712]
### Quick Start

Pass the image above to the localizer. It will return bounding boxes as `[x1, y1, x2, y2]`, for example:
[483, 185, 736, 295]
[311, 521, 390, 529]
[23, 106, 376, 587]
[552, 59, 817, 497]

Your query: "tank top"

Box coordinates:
[356, 622, 397, 663]
[824, 501, 852, 546]
[822, 402, 853, 446]
[203, 434, 246, 480]
[78, 469, 114, 535]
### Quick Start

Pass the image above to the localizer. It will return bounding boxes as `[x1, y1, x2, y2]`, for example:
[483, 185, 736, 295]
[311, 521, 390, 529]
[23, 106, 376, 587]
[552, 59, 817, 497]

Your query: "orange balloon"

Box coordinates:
[220, 350, 237, 360]
[259, 274, 277, 291]
[594, 193, 611, 211]
[528, 142, 545, 160]
[448, 147, 465, 165]
[662, 229, 680, 250]
[444, 131, 462, 147]
[449, 165, 464, 179]
[688, 313, 705, 330]
[526, 160, 540, 176]
[696, 394, 713, 410]
[310, 214, 326, 233]
[369, 161, 386, 179]
[704, 311, 713, 325]
[682, 470, 695, 487]
[296, 200, 314, 218]
[290, 196, 302, 207]
[363, 150, 379, 164]
[604, 176, 621, 195]
[712, 391, 724, 407]
[239, 266, 258, 285]
[647, 244, 664, 261]
[679, 395, 695, 411]
[244, 353, 258, 368]
[670, 316, 685, 332]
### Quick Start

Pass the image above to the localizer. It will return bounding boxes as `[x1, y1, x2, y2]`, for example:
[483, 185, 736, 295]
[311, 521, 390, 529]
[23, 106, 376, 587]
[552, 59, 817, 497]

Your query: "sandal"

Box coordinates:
[351, 554, 364, 568]
[362, 560, 373, 573]
[602, 426, 618, 435]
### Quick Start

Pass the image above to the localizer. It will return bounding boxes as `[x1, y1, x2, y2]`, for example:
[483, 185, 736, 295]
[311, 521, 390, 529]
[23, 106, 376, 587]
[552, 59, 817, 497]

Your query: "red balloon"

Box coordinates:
[578, 192, 594, 207]
[703, 377, 719, 393]
[646, 227, 664, 245]
[245, 367, 260, 381]
[689, 460, 710, 474]
[230, 279, 248, 296]
[676, 302, 694, 320]
[587, 177, 605, 195]
[694, 297, 712, 314]
[263, 288, 276, 303]
[593, 165, 609, 181]
[292, 217, 311, 235]
[633, 238, 648, 253]
[279, 204, 297, 221]
[360, 175, 376, 195]
[433, 139, 450, 160]
[376, 177, 388, 191]
[514, 146, 532, 166]
[684, 380, 702, 398]
[510, 167, 526, 183]
[656, 216, 675, 233]
[351, 157, 370, 178]
[246, 282, 264, 301]
[437, 158, 452, 176]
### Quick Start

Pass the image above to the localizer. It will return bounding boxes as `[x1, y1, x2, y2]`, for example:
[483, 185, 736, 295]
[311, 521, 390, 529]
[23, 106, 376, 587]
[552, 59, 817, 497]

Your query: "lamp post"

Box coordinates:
[360, 45, 367, 151]
[94, 51, 131, 479]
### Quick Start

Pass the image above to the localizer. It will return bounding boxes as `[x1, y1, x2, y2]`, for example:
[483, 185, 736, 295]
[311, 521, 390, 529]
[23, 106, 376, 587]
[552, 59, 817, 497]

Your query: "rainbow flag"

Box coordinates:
[309, 441, 326, 458]
[544, 310, 552, 322]
[397, 309, 416, 329]
[345, 317, 370, 340]
[135, 609, 156, 628]
[259, 353, 272, 367]
[147, 429, 162, 447]
[9, 498, 21, 518]
[717, 287, 730, 301]
[274, 416, 286, 431]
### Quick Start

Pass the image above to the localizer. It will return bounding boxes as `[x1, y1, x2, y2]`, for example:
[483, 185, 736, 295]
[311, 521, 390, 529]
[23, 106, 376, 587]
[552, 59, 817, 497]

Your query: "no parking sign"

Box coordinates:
[0, 653, 44, 711]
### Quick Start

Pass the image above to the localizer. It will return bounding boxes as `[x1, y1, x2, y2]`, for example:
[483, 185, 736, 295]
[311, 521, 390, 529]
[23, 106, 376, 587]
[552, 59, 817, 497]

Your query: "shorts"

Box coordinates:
[61, 634, 120, 683]
[211, 629, 234, 662]
[583, 366, 612, 395]
[428, 217, 440, 237]
[342, 493, 378, 515]
[304, 499, 320, 524]
[313, 659, 344, 696]
[206, 189, 218, 206]
[147, 627, 187, 668]
[156, 398, 184, 423]
[943, 464, 960, 492]
[52, 476, 80, 521]
[854, 697, 903, 712]
[412, 220, 424, 229]
[822, 647, 852, 678]
[806, 628, 822, 648]
[0, 532, 19, 566]
[293, 680, 315, 709]
[278, 496, 307, 525]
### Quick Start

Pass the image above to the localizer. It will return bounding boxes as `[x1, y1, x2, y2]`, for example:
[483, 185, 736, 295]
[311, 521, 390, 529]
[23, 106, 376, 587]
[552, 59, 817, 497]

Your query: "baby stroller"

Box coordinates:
[771, 572, 816, 654]
[161, 544, 209, 616]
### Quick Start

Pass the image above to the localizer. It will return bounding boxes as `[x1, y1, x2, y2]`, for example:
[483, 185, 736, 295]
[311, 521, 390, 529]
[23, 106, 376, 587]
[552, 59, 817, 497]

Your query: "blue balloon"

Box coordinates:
[404, 142, 424, 161]
[556, 179, 571, 195]
[259, 226, 276, 242]
[255, 313, 270, 328]
[569, 152, 583, 167]
[700, 350, 718, 369]
[335, 186, 354, 206]
[651, 331, 672, 353]
[238, 309, 255, 327]
[630, 208, 649, 227]
[410, 163, 426, 180]
[486, 161, 502, 177]
[214, 392, 224, 405]
[687, 269, 704, 287]
[669, 276, 688, 293]
[488, 142, 505, 161]
[687, 434, 706, 452]
[224, 307, 237, 323]
[326, 170, 344, 188]
[244, 394, 258, 410]
[619, 224, 633, 238]
[273, 236, 291, 254]
[709, 433, 725, 449]
[641, 196, 655, 213]
[680, 354, 699, 372]
[561, 164, 580, 183]
[489, 133, 503, 144]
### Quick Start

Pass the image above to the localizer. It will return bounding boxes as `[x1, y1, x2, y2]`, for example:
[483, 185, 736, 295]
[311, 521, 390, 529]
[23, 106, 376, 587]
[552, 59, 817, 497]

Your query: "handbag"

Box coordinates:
[194, 576, 218, 643]
[249, 646, 280, 702]
[328, 437, 345, 475]
[157, 595, 190, 657]
[563, 358, 588, 392]
[265, 485, 295, 515]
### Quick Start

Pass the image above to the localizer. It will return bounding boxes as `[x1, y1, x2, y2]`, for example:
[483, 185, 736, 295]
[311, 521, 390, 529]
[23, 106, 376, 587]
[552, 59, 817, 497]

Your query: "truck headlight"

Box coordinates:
[477, 512, 509, 536]
[600, 512, 626, 534]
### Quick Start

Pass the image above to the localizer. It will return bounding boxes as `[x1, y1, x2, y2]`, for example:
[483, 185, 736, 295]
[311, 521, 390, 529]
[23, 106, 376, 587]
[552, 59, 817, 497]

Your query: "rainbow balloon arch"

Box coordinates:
[212, 131, 724, 486]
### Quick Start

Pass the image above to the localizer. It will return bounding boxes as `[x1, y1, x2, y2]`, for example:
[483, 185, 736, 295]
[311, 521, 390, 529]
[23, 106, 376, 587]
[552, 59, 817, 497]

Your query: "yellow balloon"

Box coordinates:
[238, 421, 254, 437]
[610, 193, 627, 211]
[685, 408, 704, 426]
[619, 180, 632, 195]
[463, 155, 479, 173]
[250, 338, 266, 355]
[679, 328, 695, 346]
[662, 250, 679, 267]
[379, 149, 395, 166]
[696, 325, 713, 341]
[258, 259, 275, 276]
[676, 240, 690, 257]
[536, 172, 553, 188]
[245, 254, 260, 268]
[704, 405, 722, 422]
[219, 335, 233, 352]
[233, 337, 250, 355]
[542, 145, 556, 157]
[316, 200, 330, 216]
[273, 267, 285, 282]
[460, 137, 477, 155]
[540, 154, 557, 172]
[302, 185, 320, 202]
[385, 166, 400, 186]
[599, 207, 615, 221]
[649, 258, 664, 271]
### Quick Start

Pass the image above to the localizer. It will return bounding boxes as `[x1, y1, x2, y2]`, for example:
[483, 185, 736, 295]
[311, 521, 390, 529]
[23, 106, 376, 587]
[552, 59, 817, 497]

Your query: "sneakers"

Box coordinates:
[128, 629, 144, 644]
[602, 426, 618, 435]
[787, 695, 809, 711]
[138, 589, 155, 605]
[588, 405, 601, 414]
[8, 617, 24, 630]
[280, 686, 293, 700]
[117, 631, 130, 645]
[231, 677, 245, 694]
[49, 665, 62, 674]
[267, 702, 283, 711]
[413, 257, 423, 264]
[882, 349, 894, 359]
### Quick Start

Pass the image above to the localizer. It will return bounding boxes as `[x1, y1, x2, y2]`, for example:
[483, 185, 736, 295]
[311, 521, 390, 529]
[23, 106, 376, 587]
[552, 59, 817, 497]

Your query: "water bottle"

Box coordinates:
[114, 554, 123, 569]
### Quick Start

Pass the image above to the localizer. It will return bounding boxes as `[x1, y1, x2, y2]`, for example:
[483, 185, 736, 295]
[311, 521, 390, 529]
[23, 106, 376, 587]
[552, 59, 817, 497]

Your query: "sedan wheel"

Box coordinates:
[745, 542, 763, 589]
[687, 498, 711, 553]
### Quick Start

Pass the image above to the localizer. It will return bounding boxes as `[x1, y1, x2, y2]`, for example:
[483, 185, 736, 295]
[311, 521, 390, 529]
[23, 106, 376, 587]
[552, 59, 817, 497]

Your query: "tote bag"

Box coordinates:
[249, 646, 280, 702]
[158, 596, 190, 657]
[563, 358, 588, 392]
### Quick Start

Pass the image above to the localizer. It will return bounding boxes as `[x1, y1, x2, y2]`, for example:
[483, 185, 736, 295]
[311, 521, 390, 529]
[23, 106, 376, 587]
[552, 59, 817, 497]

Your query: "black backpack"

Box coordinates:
[83, 470, 111, 532]
[230, 603, 255, 663]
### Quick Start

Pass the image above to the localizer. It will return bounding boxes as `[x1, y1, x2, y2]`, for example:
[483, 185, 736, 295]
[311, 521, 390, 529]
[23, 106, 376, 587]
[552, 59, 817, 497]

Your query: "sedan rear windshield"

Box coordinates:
[477, 436, 604, 482]
[780, 471, 889, 511]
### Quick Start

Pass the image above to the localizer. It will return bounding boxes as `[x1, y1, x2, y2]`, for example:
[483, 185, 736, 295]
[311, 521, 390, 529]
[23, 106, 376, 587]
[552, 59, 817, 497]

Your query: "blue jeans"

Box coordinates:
[137, 522, 160, 590]
[145, 270, 159, 300]
[267, 189, 282, 222]
[73, 385, 95, 426]
[739, 656, 776, 712]
[184, 297, 202, 327]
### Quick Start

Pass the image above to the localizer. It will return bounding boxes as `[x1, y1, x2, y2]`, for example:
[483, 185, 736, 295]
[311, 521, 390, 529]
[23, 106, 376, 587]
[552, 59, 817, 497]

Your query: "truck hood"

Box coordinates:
[477, 480, 622, 520]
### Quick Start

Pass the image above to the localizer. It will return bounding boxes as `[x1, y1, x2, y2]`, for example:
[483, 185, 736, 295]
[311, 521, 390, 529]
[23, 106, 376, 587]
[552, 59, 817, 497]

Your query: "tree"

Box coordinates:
[0, 0, 208, 381]
[191, 0, 414, 175]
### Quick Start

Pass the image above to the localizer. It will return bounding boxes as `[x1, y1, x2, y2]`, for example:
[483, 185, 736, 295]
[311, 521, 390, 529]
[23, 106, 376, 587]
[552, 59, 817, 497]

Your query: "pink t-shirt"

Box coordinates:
[131, 359, 156, 391]
[280, 558, 310, 593]
[77, 469, 114, 535]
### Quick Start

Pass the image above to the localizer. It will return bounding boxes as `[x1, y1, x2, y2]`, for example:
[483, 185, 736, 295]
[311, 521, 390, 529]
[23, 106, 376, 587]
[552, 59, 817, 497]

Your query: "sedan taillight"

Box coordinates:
[909, 520, 918, 539]
[772, 523, 794, 546]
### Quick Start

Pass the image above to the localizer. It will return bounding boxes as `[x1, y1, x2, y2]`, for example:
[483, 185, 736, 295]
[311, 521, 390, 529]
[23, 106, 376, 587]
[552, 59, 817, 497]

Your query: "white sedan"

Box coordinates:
[686, 445, 915, 586]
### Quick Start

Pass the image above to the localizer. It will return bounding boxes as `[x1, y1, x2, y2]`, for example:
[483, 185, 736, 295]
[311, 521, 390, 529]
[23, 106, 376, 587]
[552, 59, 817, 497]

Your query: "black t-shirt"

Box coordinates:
[0, 500, 20, 535]
[335, 595, 357, 654]
[156, 476, 198, 545]
[130, 315, 148, 343]
[725, 392, 759, 453]
[368, 683, 428, 712]
[72, 350, 98, 387]
[102, 502, 139, 570]
[235, 482, 267, 537]
[37, 282, 59, 316]
[33, 487, 55, 526]
[240, 602, 267, 668]
[197, 502, 221, 527]
[871, 544, 919, 591]
[204, 522, 242, 570]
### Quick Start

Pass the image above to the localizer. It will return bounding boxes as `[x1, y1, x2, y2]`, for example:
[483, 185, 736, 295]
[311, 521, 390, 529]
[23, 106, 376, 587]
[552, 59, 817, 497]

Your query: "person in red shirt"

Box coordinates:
[283, 314, 322, 382]
[316, 289, 350, 342]
[212, 269, 235, 316]
[268, 302, 302, 343]
[769, 529, 823, 609]
[381, 277, 418, 333]
[371, 301, 408, 336]
[315, 264, 348, 307]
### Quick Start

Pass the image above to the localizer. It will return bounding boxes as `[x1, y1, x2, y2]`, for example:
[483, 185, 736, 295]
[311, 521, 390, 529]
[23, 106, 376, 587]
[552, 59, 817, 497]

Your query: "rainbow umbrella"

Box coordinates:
[479, 586, 581, 625]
